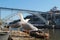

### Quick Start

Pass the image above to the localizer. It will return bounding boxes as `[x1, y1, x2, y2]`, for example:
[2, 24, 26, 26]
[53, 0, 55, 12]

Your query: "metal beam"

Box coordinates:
[0, 7, 44, 13]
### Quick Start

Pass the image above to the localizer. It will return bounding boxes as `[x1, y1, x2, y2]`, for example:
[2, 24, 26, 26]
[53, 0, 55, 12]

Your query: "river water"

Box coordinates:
[49, 29, 60, 40]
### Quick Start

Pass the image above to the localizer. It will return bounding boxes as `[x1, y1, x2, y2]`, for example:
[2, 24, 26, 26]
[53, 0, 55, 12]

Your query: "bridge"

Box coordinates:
[0, 7, 49, 26]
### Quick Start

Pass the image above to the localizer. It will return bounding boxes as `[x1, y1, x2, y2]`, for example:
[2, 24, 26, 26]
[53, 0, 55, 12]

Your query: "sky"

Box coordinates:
[0, 0, 60, 11]
[0, 0, 60, 21]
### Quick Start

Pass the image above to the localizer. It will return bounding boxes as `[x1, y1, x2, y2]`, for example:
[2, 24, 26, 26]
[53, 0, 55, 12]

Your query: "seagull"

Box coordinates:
[18, 13, 49, 40]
